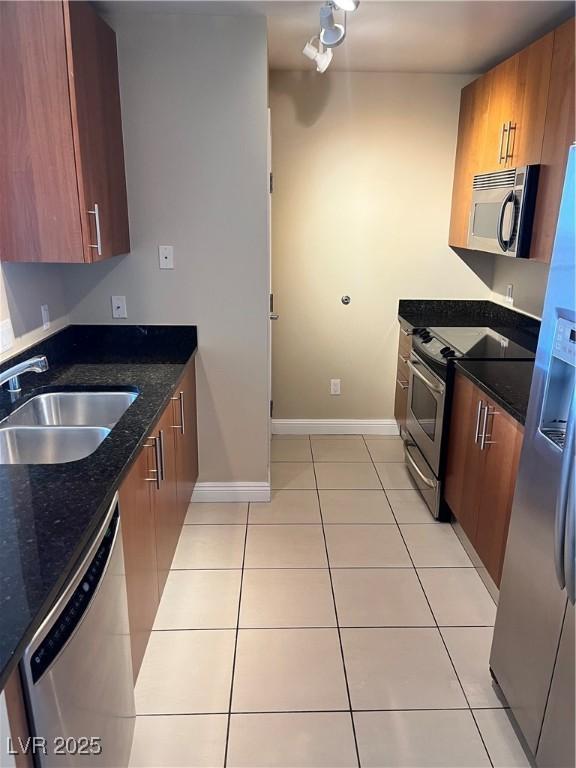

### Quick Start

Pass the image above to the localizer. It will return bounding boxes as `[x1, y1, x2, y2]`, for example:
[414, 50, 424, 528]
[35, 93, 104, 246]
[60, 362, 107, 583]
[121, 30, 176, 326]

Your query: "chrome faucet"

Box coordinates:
[0, 355, 49, 394]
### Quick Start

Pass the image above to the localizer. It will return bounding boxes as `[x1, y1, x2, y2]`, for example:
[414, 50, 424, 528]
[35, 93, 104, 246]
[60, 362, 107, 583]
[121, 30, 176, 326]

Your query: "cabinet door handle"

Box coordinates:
[144, 437, 161, 489]
[171, 391, 185, 435]
[401, 327, 413, 336]
[498, 123, 509, 164]
[505, 121, 516, 162]
[399, 354, 410, 364]
[474, 401, 485, 444]
[480, 407, 499, 450]
[158, 429, 166, 481]
[396, 378, 409, 391]
[88, 203, 102, 257]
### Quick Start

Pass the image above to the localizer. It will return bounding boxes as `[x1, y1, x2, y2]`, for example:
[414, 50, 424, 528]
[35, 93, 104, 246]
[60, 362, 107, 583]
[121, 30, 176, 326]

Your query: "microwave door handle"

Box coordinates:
[497, 190, 515, 252]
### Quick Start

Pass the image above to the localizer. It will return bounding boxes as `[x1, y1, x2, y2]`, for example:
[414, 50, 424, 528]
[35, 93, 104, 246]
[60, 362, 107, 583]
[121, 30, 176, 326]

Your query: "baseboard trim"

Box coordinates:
[271, 419, 400, 436]
[191, 482, 271, 503]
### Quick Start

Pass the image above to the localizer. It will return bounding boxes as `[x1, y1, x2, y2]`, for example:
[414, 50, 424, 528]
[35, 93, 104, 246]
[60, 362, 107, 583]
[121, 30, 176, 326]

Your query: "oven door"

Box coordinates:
[406, 351, 445, 476]
[468, 185, 519, 256]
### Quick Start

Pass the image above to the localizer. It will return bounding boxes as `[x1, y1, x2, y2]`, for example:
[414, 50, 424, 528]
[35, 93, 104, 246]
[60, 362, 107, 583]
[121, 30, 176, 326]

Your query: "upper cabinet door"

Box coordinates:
[530, 18, 575, 263]
[0, 2, 84, 263]
[65, 2, 130, 261]
[480, 57, 519, 172]
[448, 76, 491, 248]
[507, 33, 553, 168]
[479, 34, 553, 173]
[0, 1, 129, 263]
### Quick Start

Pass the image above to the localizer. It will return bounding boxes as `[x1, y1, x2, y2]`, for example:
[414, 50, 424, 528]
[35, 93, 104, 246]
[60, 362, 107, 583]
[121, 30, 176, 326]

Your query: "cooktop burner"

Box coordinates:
[412, 325, 536, 368]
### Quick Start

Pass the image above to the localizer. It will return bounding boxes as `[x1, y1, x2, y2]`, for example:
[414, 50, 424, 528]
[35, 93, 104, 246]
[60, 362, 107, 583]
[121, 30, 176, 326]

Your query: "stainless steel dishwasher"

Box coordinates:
[21, 493, 135, 767]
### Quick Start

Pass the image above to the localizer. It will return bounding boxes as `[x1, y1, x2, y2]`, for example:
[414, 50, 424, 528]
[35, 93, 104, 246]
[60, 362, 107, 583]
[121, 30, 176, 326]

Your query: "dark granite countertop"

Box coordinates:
[397, 299, 539, 425]
[454, 360, 534, 425]
[0, 325, 197, 690]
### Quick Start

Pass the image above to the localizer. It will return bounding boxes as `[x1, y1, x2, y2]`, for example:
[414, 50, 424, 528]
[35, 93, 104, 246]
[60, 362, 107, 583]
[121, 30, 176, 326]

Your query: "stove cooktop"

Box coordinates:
[412, 325, 537, 368]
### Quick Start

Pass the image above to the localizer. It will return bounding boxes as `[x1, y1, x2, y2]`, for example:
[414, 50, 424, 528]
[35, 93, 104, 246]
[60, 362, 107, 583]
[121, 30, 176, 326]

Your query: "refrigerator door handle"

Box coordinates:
[564, 463, 575, 605]
[555, 395, 576, 590]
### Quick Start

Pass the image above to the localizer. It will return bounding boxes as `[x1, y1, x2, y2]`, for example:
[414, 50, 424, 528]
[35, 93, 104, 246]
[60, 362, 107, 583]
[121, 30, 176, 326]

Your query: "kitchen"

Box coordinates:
[0, 2, 574, 767]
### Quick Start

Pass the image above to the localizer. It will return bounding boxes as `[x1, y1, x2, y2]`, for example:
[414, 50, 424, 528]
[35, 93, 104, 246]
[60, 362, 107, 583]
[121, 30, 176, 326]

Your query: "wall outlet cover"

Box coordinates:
[41, 304, 50, 330]
[111, 295, 128, 319]
[0, 318, 14, 354]
[158, 245, 174, 269]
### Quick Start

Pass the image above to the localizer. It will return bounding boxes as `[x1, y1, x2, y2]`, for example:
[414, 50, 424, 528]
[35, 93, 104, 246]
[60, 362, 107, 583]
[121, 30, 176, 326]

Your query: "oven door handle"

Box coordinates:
[404, 448, 436, 489]
[407, 360, 444, 395]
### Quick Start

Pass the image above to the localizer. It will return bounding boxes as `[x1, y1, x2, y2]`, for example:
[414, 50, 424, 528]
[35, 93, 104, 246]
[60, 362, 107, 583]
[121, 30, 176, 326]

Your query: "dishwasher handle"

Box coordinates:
[24, 493, 121, 684]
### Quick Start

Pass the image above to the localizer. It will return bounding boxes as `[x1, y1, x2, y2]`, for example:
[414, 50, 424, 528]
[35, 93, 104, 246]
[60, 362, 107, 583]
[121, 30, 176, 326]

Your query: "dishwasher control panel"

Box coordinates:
[30, 511, 119, 684]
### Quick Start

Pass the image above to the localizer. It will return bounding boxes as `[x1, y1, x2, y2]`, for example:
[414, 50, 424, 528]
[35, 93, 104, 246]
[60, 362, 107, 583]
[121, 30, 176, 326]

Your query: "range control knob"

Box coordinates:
[442, 348, 456, 358]
[440, 346, 451, 355]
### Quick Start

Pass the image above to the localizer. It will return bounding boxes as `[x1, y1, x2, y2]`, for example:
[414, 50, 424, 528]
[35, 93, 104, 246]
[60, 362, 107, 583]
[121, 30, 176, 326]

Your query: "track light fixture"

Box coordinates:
[302, 1, 359, 70]
[302, 37, 334, 73]
[319, 2, 346, 48]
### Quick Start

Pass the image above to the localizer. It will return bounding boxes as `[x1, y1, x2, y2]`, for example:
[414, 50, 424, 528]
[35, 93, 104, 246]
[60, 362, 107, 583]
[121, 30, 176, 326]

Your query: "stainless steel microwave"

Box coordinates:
[467, 165, 539, 258]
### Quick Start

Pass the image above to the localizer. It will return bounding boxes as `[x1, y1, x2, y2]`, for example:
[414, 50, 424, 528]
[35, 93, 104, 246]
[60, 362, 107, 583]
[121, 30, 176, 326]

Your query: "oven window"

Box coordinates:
[473, 202, 501, 238]
[411, 377, 437, 441]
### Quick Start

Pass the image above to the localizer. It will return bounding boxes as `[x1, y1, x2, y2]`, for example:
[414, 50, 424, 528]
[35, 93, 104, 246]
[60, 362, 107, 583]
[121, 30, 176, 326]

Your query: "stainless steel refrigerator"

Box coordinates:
[490, 144, 575, 768]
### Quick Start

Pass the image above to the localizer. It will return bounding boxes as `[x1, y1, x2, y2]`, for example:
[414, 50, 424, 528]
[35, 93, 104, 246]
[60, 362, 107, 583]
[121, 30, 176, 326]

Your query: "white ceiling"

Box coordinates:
[265, 1, 573, 73]
[99, 0, 573, 74]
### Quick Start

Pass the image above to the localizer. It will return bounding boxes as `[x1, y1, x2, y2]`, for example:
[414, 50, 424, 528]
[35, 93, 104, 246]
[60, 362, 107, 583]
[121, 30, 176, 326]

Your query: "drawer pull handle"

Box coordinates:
[396, 379, 409, 391]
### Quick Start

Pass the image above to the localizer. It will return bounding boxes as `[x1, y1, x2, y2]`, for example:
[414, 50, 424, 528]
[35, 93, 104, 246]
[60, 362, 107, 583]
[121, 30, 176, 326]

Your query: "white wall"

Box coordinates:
[270, 71, 491, 420]
[0, 264, 69, 362]
[64, 11, 270, 485]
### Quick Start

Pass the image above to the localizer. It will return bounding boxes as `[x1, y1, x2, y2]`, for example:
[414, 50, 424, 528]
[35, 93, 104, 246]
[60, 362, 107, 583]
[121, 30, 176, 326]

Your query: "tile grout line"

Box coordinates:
[311, 449, 362, 768]
[361, 435, 495, 768]
[222, 516, 249, 768]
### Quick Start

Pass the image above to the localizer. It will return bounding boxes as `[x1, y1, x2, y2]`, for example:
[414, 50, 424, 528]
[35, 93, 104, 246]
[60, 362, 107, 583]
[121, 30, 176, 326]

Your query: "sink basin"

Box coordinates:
[0, 426, 110, 464]
[6, 391, 138, 429]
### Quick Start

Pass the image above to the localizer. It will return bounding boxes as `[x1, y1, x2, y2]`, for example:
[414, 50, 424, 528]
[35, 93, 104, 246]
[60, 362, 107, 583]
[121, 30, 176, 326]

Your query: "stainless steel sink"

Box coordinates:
[0, 426, 110, 464]
[6, 391, 138, 428]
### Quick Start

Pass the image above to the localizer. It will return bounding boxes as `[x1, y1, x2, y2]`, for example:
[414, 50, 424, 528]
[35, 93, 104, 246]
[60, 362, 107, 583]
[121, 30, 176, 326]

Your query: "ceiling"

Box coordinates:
[99, 0, 573, 74]
[265, 1, 573, 73]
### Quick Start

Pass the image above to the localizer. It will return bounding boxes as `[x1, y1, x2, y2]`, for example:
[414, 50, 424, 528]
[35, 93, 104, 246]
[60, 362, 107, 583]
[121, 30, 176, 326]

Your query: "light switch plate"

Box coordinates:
[330, 378, 341, 395]
[41, 304, 50, 330]
[111, 295, 128, 319]
[0, 318, 14, 354]
[158, 245, 174, 269]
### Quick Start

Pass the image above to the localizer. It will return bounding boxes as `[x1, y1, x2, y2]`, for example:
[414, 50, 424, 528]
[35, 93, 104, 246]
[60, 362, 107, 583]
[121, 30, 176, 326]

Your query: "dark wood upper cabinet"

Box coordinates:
[0, 1, 129, 263]
[530, 18, 575, 263]
[449, 19, 572, 261]
[445, 371, 523, 587]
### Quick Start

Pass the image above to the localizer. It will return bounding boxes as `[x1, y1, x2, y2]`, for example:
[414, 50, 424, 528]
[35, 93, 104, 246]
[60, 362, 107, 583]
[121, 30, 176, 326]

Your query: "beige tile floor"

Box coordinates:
[130, 434, 530, 768]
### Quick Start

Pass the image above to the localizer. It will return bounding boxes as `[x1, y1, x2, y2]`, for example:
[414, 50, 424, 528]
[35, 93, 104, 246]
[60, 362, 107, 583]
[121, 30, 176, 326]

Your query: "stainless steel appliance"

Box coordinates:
[490, 145, 575, 767]
[404, 325, 536, 520]
[22, 493, 135, 767]
[405, 350, 445, 518]
[467, 165, 539, 257]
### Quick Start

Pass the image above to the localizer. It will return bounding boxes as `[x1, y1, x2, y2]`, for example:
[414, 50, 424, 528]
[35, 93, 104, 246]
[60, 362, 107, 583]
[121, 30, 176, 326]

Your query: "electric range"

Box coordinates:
[403, 324, 537, 520]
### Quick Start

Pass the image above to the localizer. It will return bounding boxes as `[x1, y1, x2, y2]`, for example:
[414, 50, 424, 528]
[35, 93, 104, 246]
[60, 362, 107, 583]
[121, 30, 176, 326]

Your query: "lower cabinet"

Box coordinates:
[120, 357, 198, 681]
[444, 372, 523, 587]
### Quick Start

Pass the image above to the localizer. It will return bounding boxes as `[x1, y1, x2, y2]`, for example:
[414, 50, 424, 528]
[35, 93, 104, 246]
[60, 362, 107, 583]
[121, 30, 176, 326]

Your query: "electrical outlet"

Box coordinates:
[111, 295, 128, 319]
[41, 304, 50, 330]
[0, 318, 14, 354]
[158, 245, 174, 270]
[505, 284, 514, 305]
[330, 378, 341, 395]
